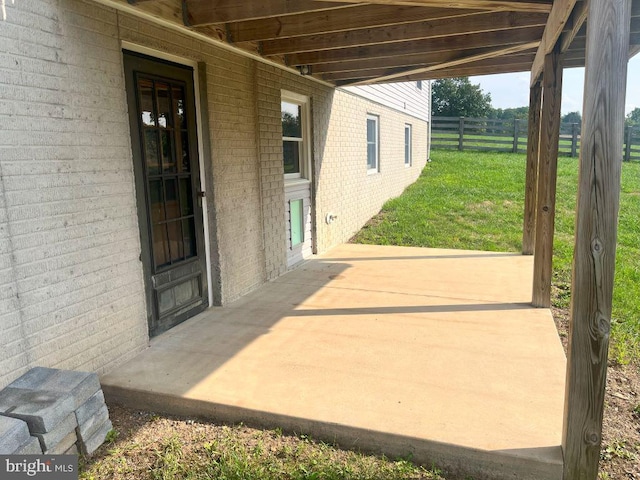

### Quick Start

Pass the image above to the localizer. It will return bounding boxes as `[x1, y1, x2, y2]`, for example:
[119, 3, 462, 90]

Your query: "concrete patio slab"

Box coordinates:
[102, 244, 566, 480]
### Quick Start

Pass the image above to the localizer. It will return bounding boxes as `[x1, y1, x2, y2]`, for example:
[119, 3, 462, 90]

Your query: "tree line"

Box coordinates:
[431, 77, 640, 129]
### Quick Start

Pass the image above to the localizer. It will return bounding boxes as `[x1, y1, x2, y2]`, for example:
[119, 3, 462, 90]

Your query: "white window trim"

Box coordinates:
[405, 123, 412, 167]
[367, 114, 379, 174]
[282, 90, 311, 184]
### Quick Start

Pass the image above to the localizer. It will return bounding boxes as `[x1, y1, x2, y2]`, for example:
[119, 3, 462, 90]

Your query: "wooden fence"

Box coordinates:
[431, 116, 640, 161]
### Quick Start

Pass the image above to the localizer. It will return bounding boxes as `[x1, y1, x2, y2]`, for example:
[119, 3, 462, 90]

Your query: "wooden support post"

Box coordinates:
[522, 82, 542, 255]
[563, 0, 631, 478]
[458, 117, 465, 151]
[532, 44, 563, 306]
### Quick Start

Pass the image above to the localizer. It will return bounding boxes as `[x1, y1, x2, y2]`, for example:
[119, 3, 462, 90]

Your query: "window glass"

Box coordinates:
[282, 102, 302, 138]
[290, 199, 304, 246]
[139, 79, 156, 127]
[282, 98, 306, 178]
[156, 83, 172, 128]
[283, 140, 301, 174]
[405, 124, 412, 166]
[367, 115, 379, 171]
[144, 129, 161, 175]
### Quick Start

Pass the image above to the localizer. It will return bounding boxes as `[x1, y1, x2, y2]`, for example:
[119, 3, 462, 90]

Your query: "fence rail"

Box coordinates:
[431, 116, 640, 161]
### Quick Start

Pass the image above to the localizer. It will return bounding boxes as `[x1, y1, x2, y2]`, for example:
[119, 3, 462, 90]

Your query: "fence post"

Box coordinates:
[571, 123, 579, 157]
[458, 117, 465, 151]
[513, 119, 520, 153]
[624, 125, 632, 162]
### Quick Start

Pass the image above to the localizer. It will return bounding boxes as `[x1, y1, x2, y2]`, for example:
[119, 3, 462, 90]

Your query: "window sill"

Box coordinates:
[285, 178, 311, 187]
[367, 168, 379, 175]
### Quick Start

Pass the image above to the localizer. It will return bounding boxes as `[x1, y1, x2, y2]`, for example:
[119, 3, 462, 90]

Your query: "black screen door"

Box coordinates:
[123, 51, 208, 337]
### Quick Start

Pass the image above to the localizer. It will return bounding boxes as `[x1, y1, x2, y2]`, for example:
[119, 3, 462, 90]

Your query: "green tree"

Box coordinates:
[488, 106, 529, 121]
[561, 111, 582, 125]
[431, 77, 492, 118]
[626, 107, 640, 128]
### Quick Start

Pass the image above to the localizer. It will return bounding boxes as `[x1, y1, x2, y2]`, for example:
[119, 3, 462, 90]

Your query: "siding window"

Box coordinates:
[367, 114, 379, 173]
[282, 99, 306, 179]
[290, 199, 304, 246]
[404, 124, 412, 167]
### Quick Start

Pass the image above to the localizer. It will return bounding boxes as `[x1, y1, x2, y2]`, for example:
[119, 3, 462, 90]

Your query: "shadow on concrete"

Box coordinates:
[101, 244, 566, 480]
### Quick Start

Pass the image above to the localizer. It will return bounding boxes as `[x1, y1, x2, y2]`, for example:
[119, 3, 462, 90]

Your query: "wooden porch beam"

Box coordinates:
[531, 43, 563, 308]
[183, 0, 352, 26]
[262, 11, 548, 55]
[346, 41, 539, 85]
[530, 0, 577, 87]
[562, 11, 640, 51]
[562, 0, 632, 477]
[226, 6, 481, 43]
[522, 81, 542, 255]
[560, 0, 588, 52]
[285, 25, 545, 64]
[332, 61, 535, 85]
[310, 46, 506, 74]
[404, 62, 535, 79]
[361, 58, 584, 83]
[319, 0, 553, 13]
[322, 51, 537, 81]
[314, 46, 539, 73]
[328, 54, 585, 85]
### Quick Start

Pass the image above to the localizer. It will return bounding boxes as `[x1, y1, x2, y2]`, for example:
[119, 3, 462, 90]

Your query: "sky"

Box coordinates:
[469, 54, 640, 116]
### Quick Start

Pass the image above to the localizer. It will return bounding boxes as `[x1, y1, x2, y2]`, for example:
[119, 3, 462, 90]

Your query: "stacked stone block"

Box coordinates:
[0, 367, 112, 456]
[0, 415, 41, 454]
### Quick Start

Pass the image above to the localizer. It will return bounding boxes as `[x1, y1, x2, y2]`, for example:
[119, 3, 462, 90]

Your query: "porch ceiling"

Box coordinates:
[125, 0, 640, 86]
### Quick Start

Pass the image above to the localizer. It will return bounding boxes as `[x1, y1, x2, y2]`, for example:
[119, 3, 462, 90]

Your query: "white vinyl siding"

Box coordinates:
[344, 82, 430, 122]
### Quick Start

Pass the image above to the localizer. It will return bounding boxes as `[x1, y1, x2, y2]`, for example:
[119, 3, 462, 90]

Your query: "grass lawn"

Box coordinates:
[80, 406, 443, 480]
[353, 150, 640, 364]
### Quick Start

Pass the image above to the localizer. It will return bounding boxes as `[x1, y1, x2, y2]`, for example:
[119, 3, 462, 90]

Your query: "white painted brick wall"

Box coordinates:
[0, 0, 147, 389]
[0, 0, 430, 387]
[256, 65, 429, 266]
[314, 88, 429, 252]
[118, 13, 268, 303]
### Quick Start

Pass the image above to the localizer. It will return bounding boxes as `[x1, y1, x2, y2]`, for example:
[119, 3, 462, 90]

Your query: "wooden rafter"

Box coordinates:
[183, 0, 354, 26]
[319, 0, 553, 13]
[124, 0, 640, 87]
[346, 40, 539, 85]
[261, 11, 548, 55]
[349, 51, 584, 82]
[560, 0, 588, 51]
[322, 51, 538, 81]
[224, 6, 482, 43]
[310, 46, 521, 73]
[285, 25, 545, 65]
[333, 62, 525, 85]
